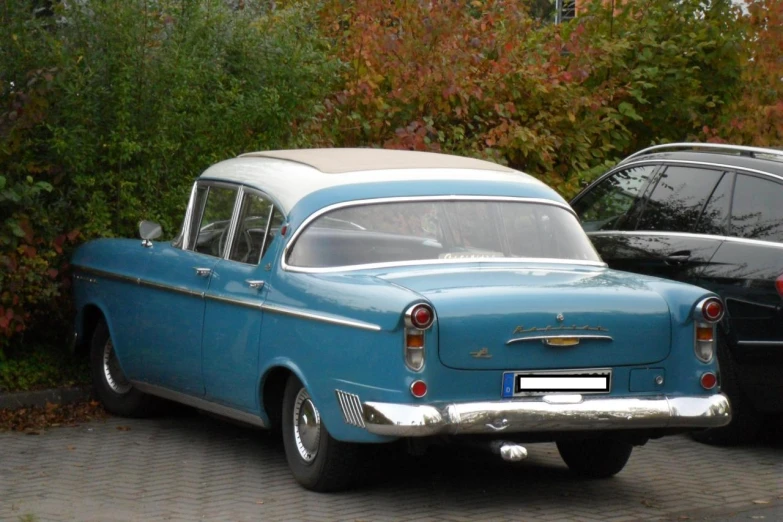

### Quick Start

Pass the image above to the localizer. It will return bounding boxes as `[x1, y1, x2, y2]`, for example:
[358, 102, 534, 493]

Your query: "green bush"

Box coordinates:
[0, 0, 342, 358]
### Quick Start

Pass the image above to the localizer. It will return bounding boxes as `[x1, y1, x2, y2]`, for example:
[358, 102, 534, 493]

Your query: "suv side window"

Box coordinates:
[636, 166, 723, 232]
[695, 172, 733, 236]
[730, 174, 783, 243]
[572, 165, 657, 232]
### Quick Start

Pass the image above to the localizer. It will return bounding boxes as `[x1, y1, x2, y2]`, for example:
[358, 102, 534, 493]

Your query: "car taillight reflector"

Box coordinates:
[695, 297, 724, 324]
[700, 372, 717, 390]
[776, 274, 783, 298]
[410, 304, 434, 330]
[410, 380, 428, 398]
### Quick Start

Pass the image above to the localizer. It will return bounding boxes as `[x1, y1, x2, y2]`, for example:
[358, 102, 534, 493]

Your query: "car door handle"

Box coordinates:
[194, 267, 212, 277]
[665, 253, 691, 265]
[246, 280, 265, 290]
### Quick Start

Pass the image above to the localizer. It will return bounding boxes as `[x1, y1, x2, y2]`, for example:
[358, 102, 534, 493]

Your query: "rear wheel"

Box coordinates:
[556, 438, 633, 478]
[691, 338, 761, 445]
[281, 375, 362, 492]
[90, 320, 152, 417]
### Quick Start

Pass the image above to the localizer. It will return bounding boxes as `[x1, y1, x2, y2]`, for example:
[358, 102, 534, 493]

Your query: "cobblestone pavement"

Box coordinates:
[1, 412, 781, 522]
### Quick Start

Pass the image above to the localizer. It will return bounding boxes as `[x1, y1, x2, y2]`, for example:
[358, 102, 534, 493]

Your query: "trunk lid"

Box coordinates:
[379, 265, 672, 370]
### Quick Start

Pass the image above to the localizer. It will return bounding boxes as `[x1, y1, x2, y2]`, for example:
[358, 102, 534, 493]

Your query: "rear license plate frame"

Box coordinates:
[501, 368, 612, 398]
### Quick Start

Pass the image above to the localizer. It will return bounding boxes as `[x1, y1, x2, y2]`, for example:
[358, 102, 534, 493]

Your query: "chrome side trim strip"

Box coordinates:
[737, 341, 783, 347]
[362, 394, 731, 437]
[622, 142, 783, 163]
[335, 390, 366, 428]
[282, 195, 606, 274]
[204, 293, 263, 310]
[131, 381, 267, 429]
[506, 334, 613, 345]
[261, 303, 383, 332]
[72, 265, 206, 299]
[586, 230, 783, 250]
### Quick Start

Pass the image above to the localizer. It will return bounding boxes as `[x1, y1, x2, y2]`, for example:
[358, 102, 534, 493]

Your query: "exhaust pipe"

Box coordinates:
[490, 441, 528, 462]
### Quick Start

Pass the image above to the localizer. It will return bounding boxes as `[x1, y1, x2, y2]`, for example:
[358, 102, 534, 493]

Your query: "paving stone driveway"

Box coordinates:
[1, 412, 781, 522]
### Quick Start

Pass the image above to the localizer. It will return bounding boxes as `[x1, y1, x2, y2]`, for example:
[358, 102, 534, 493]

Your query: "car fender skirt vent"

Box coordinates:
[335, 390, 366, 428]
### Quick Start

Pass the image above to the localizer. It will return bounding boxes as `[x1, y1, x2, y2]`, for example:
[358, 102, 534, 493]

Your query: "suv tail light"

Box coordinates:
[776, 274, 783, 298]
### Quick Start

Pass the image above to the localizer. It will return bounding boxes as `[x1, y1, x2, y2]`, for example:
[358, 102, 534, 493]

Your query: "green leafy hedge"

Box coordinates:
[0, 0, 342, 358]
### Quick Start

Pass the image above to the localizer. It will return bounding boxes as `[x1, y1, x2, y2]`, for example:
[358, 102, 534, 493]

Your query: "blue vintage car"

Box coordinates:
[71, 149, 731, 491]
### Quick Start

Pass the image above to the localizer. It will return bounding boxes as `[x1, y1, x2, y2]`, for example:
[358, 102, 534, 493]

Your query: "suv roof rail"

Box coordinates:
[621, 142, 783, 164]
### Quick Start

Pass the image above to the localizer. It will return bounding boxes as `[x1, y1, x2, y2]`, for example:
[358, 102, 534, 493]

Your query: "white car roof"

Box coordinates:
[198, 148, 543, 214]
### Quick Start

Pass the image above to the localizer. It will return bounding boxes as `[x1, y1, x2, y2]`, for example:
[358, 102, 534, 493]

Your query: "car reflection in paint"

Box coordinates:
[72, 148, 730, 491]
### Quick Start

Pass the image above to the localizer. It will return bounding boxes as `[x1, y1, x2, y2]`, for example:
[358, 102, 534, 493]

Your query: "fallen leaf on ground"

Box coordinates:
[752, 500, 770, 505]
[0, 401, 107, 432]
[116, 425, 131, 431]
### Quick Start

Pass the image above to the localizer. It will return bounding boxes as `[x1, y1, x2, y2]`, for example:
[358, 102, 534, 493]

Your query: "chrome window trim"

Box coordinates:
[220, 186, 281, 266]
[282, 196, 605, 273]
[258, 204, 276, 265]
[177, 182, 199, 250]
[261, 303, 382, 332]
[585, 230, 783, 250]
[131, 381, 267, 428]
[221, 185, 244, 261]
[622, 142, 783, 163]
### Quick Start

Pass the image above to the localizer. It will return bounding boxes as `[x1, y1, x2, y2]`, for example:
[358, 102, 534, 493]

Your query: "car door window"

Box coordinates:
[229, 191, 284, 264]
[730, 174, 783, 243]
[572, 165, 657, 232]
[694, 172, 733, 236]
[191, 185, 239, 257]
[636, 166, 723, 232]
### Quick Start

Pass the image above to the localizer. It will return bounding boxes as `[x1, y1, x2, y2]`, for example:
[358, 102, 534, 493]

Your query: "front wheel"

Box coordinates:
[281, 375, 362, 492]
[90, 320, 152, 417]
[556, 438, 633, 478]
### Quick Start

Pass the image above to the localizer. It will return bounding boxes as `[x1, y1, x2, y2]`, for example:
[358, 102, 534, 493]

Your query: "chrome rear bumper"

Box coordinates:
[360, 394, 731, 437]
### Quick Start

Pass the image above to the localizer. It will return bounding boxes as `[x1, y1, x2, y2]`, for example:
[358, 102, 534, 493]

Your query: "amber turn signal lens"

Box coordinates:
[696, 326, 714, 342]
[406, 332, 424, 348]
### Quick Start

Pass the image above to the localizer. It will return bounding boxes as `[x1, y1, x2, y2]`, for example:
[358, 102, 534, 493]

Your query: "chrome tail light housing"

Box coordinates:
[692, 297, 724, 363]
[403, 303, 435, 371]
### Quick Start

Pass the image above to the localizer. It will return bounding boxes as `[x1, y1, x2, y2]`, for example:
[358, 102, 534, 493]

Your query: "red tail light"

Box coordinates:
[697, 297, 724, 323]
[408, 304, 434, 330]
[776, 274, 783, 298]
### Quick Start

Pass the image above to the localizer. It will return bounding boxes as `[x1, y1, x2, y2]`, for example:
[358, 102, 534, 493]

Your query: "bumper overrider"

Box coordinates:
[338, 393, 731, 437]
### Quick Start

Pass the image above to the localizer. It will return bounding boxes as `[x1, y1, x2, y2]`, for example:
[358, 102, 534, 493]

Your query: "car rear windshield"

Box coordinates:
[287, 200, 602, 268]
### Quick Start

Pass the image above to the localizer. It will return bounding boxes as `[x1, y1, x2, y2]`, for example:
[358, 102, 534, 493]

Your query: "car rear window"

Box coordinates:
[287, 200, 602, 268]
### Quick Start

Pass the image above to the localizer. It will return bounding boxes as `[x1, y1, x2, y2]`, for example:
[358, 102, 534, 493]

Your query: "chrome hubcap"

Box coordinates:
[103, 338, 132, 394]
[293, 388, 321, 462]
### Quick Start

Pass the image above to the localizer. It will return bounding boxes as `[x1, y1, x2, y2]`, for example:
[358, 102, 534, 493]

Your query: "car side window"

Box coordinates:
[694, 172, 733, 236]
[228, 191, 284, 265]
[572, 165, 657, 232]
[636, 166, 723, 232]
[191, 185, 239, 258]
[730, 174, 783, 243]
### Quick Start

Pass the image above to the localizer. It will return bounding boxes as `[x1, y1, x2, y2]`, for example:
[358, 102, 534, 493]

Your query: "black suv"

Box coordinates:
[571, 143, 783, 444]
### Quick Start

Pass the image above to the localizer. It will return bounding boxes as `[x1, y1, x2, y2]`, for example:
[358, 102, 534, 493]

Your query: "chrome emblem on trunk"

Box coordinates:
[512, 324, 608, 335]
[470, 347, 493, 359]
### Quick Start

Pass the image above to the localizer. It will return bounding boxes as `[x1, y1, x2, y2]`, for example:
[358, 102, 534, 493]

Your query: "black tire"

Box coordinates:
[556, 438, 633, 478]
[90, 320, 152, 417]
[281, 375, 362, 492]
[691, 338, 761, 446]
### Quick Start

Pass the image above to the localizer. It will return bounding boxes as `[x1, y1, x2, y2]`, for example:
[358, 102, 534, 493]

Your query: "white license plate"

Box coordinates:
[502, 369, 612, 397]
